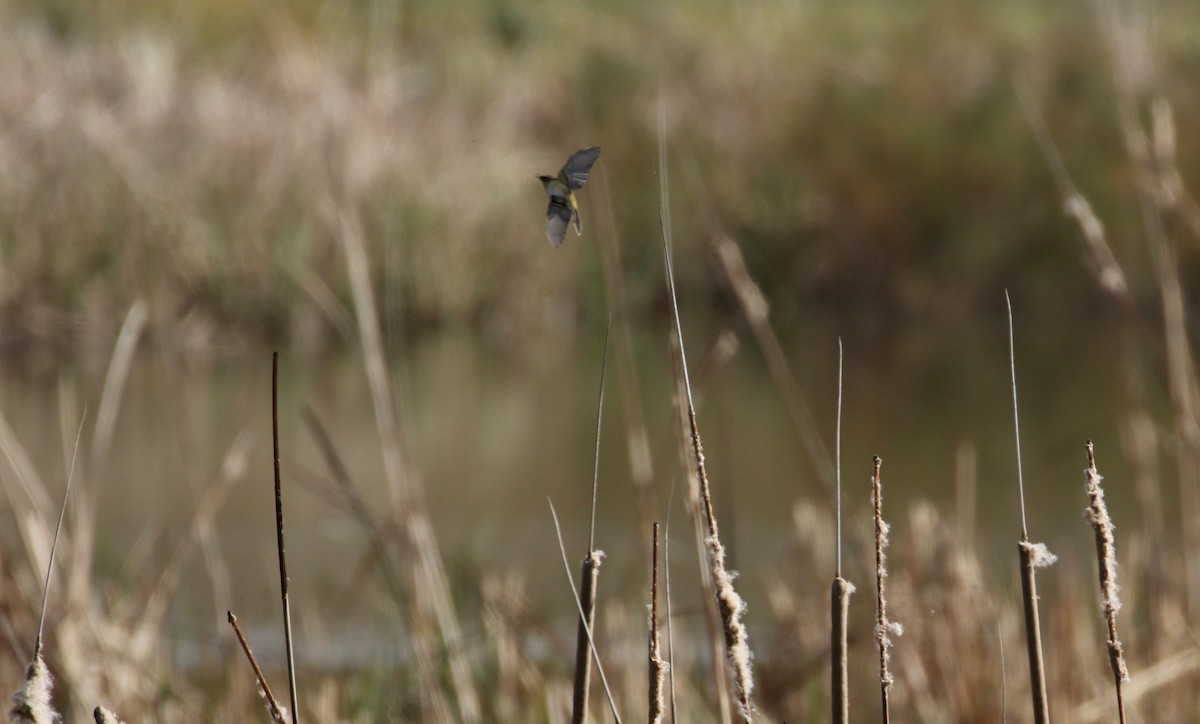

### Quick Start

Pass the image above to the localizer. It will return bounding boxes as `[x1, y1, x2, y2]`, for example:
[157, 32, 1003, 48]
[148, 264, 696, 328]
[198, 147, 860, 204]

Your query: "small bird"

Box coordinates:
[538, 146, 601, 247]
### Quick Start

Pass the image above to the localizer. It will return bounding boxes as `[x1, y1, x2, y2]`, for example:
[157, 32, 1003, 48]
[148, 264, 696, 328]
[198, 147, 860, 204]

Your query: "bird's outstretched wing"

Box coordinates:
[560, 146, 601, 190]
[546, 199, 573, 247]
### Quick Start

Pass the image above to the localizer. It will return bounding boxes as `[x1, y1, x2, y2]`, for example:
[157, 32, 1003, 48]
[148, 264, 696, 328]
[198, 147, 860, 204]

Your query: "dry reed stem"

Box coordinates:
[648, 522, 666, 724]
[1083, 441, 1129, 722]
[660, 93, 754, 723]
[571, 553, 602, 724]
[872, 456, 901, 723]
[271, 354, 300, 724]
[830, 576, 854, 724]
[227, 611, 288, 724]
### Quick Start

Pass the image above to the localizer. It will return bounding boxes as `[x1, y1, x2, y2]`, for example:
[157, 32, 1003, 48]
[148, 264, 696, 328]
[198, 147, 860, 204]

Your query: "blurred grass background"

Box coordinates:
[3, 0, 1199, 363]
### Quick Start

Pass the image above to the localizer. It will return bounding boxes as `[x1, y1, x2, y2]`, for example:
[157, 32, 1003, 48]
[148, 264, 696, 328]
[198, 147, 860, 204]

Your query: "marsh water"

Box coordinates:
[0, 309, 1155, 667]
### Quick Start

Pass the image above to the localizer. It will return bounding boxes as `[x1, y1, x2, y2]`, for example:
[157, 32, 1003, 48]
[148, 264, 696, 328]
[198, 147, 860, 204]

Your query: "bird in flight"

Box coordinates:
[537, 146, 601, 247]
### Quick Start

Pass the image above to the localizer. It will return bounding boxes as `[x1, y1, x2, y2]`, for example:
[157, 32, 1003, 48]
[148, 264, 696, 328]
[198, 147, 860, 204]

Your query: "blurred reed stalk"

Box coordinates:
[1007, 293, 1054, 724]
[648, 522, 666, 724]
[872, 455, 901, 723]
[1098, 0, 1200, 617]
[227, 610, 288, 724]
[714, 236, 836, 498]
[1083, 441, 1129, 722]
[830, 340, 852, 724]
[270, 354, 300, 724]
[660, 94, 754, 722]
[335, 209, 478, 721]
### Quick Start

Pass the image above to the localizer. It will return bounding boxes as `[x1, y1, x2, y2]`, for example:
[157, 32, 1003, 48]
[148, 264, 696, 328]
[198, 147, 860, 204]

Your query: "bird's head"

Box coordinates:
[536, 175, 553, 187]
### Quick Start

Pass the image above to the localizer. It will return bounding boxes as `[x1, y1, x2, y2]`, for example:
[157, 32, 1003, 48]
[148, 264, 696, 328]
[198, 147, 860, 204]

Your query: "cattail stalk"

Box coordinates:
[550, 502, 621, 723]
[572, 553, 603, 724]
[649, 522, 666, 724]
[571, 322, 613, 724]
[1083, 441, 1129, 722]
[831, 578, 854, 724]
[872, 456, 901, 723]
[1007, 293, 1053, 724]
[659, 90, 754, 721]
[830, 340, 853, 724]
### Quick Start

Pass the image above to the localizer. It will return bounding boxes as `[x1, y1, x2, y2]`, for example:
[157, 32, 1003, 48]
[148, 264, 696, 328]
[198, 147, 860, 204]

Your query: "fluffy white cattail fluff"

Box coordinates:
[1019, 540, 1058, 568]
[9, 654, 59, 724]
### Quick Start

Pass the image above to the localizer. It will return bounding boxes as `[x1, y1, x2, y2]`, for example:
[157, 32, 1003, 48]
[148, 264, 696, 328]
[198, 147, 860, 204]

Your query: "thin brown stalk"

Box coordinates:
[35, 412, 85, 658]
[872, 456, 901, 723]
[271, 354, 300, 724]
[649, 522, 666, 724]
[227, 610, 288, 724]
[659, 92, 754, 722]
[1007, 294, 1054, 724]
[1083, 442, 1129, 722]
